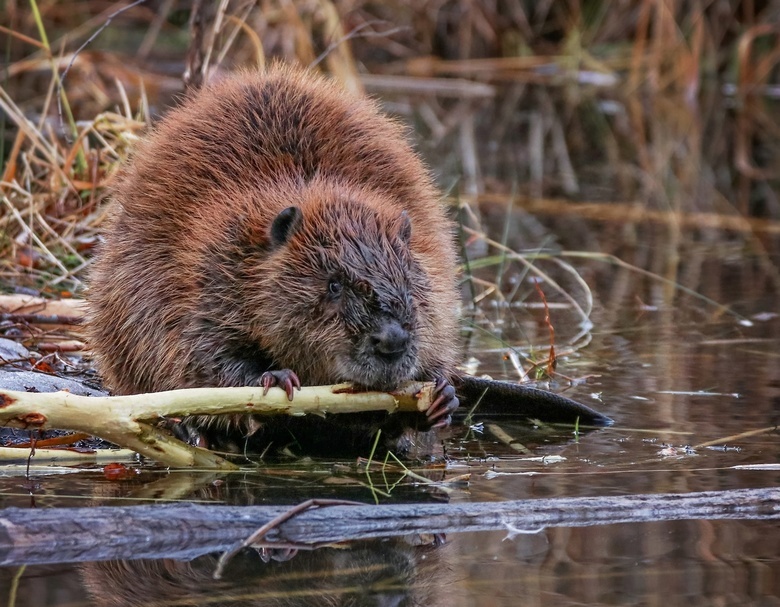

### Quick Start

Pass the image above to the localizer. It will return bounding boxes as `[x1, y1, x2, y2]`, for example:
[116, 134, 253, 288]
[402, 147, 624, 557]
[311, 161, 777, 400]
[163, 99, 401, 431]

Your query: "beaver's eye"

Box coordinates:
[327, 278, 343, 298]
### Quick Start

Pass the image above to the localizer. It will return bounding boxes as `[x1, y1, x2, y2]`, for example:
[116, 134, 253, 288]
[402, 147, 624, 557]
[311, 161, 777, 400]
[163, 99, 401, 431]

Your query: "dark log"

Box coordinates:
[0, 487, 777, 566]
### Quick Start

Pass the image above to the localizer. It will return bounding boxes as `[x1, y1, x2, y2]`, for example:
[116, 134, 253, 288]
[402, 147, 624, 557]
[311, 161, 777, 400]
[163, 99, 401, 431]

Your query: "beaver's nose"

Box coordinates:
[370, 319, 410, 360]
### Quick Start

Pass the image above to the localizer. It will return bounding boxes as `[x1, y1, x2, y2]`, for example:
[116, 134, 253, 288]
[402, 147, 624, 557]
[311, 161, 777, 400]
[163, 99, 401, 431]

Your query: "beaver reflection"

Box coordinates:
[82, 539, 451, 607]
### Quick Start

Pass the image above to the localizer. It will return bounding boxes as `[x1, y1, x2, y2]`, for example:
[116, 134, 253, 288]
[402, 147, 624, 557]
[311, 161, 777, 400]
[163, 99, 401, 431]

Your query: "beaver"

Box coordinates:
[87, 64, 461, 454]
[82, 538, 451, 607]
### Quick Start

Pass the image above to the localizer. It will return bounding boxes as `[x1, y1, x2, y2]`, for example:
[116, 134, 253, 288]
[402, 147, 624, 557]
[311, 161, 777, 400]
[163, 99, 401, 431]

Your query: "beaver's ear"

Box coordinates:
[270, 206, 303, 248]
[398, 210, 412, 244]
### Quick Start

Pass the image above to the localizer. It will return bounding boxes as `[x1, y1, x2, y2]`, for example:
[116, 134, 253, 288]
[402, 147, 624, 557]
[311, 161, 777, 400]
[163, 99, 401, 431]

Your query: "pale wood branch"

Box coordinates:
[0, 383, 433, 469]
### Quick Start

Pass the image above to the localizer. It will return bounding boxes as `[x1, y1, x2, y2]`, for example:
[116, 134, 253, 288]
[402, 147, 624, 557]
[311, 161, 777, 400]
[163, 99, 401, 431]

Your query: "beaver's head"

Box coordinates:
[249, 185, 431, 391]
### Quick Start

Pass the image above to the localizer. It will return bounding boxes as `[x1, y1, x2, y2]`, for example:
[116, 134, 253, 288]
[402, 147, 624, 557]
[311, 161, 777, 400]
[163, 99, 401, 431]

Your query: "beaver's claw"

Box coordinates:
[259, 369, 301, 401]
[426, 376, 459, 429]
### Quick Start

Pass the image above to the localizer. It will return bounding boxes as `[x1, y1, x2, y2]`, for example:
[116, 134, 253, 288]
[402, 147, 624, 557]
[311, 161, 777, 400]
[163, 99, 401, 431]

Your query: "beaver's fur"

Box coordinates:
[87, 65, 460, 454]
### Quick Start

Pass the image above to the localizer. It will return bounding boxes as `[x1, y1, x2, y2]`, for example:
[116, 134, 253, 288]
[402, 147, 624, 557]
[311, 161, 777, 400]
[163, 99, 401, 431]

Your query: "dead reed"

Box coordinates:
[0, 1, 777, 377]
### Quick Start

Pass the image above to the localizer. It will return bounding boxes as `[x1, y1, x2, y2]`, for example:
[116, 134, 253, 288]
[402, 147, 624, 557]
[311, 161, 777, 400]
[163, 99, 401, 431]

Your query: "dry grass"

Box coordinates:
[0, 0, 777, 320]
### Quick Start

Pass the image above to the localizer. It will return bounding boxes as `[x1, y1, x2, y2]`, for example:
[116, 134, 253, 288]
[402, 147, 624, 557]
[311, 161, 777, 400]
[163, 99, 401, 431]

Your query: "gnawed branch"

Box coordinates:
[0, 382, 434, 469]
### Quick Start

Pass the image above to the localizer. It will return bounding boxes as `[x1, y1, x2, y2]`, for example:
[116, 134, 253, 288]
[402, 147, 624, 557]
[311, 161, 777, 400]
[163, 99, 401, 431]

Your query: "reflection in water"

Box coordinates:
[80, 540, 450, 607]
[3, 519, 778, 606]
[451, 520, 780, 607]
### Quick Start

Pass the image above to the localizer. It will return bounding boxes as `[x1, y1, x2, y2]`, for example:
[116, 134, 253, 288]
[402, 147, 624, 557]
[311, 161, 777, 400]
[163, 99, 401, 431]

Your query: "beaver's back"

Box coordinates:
[88, 65, 459, 402]
[117, 66, 440, 219]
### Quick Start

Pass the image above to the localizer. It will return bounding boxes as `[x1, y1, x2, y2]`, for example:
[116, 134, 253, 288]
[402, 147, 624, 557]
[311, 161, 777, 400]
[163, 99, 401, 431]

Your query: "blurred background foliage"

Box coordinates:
[0, 0, 779, 293]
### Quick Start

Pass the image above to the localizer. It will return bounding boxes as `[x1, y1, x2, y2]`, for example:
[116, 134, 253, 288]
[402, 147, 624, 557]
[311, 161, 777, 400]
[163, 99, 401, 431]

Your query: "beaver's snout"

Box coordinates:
[370, 317, 411, 362]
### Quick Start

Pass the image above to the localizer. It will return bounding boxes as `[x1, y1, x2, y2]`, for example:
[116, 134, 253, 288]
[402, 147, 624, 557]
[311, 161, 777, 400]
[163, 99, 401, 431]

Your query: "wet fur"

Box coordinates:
[87, 65, 460, 450]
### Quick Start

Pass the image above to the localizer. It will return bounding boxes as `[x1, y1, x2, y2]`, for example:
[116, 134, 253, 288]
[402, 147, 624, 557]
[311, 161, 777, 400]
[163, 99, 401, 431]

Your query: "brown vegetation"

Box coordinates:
[1, 2, 778, 292]
[0, 2, 778, 395]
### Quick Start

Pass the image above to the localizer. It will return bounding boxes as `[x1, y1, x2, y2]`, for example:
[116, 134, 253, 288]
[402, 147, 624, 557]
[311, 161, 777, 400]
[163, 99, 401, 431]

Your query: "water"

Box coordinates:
[2, 83, 779, 606]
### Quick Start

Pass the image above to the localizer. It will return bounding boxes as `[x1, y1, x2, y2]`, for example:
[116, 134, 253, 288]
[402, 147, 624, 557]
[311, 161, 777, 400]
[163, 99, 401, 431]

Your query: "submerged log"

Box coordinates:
[0, 487, 777, 566]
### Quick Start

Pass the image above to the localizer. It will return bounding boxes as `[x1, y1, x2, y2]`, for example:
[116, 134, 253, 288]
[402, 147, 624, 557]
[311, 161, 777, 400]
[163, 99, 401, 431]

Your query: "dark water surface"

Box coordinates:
[2, 84, 779, 606]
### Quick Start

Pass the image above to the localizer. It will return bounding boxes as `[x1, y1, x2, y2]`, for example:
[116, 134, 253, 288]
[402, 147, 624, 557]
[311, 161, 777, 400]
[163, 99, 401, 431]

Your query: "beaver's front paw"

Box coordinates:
[259, 369, 301, 401]
[425, 376, 459, 429]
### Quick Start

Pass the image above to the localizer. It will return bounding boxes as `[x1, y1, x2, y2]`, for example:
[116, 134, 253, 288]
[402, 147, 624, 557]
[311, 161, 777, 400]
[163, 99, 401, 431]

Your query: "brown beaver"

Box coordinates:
[87, 64, 461, 454]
